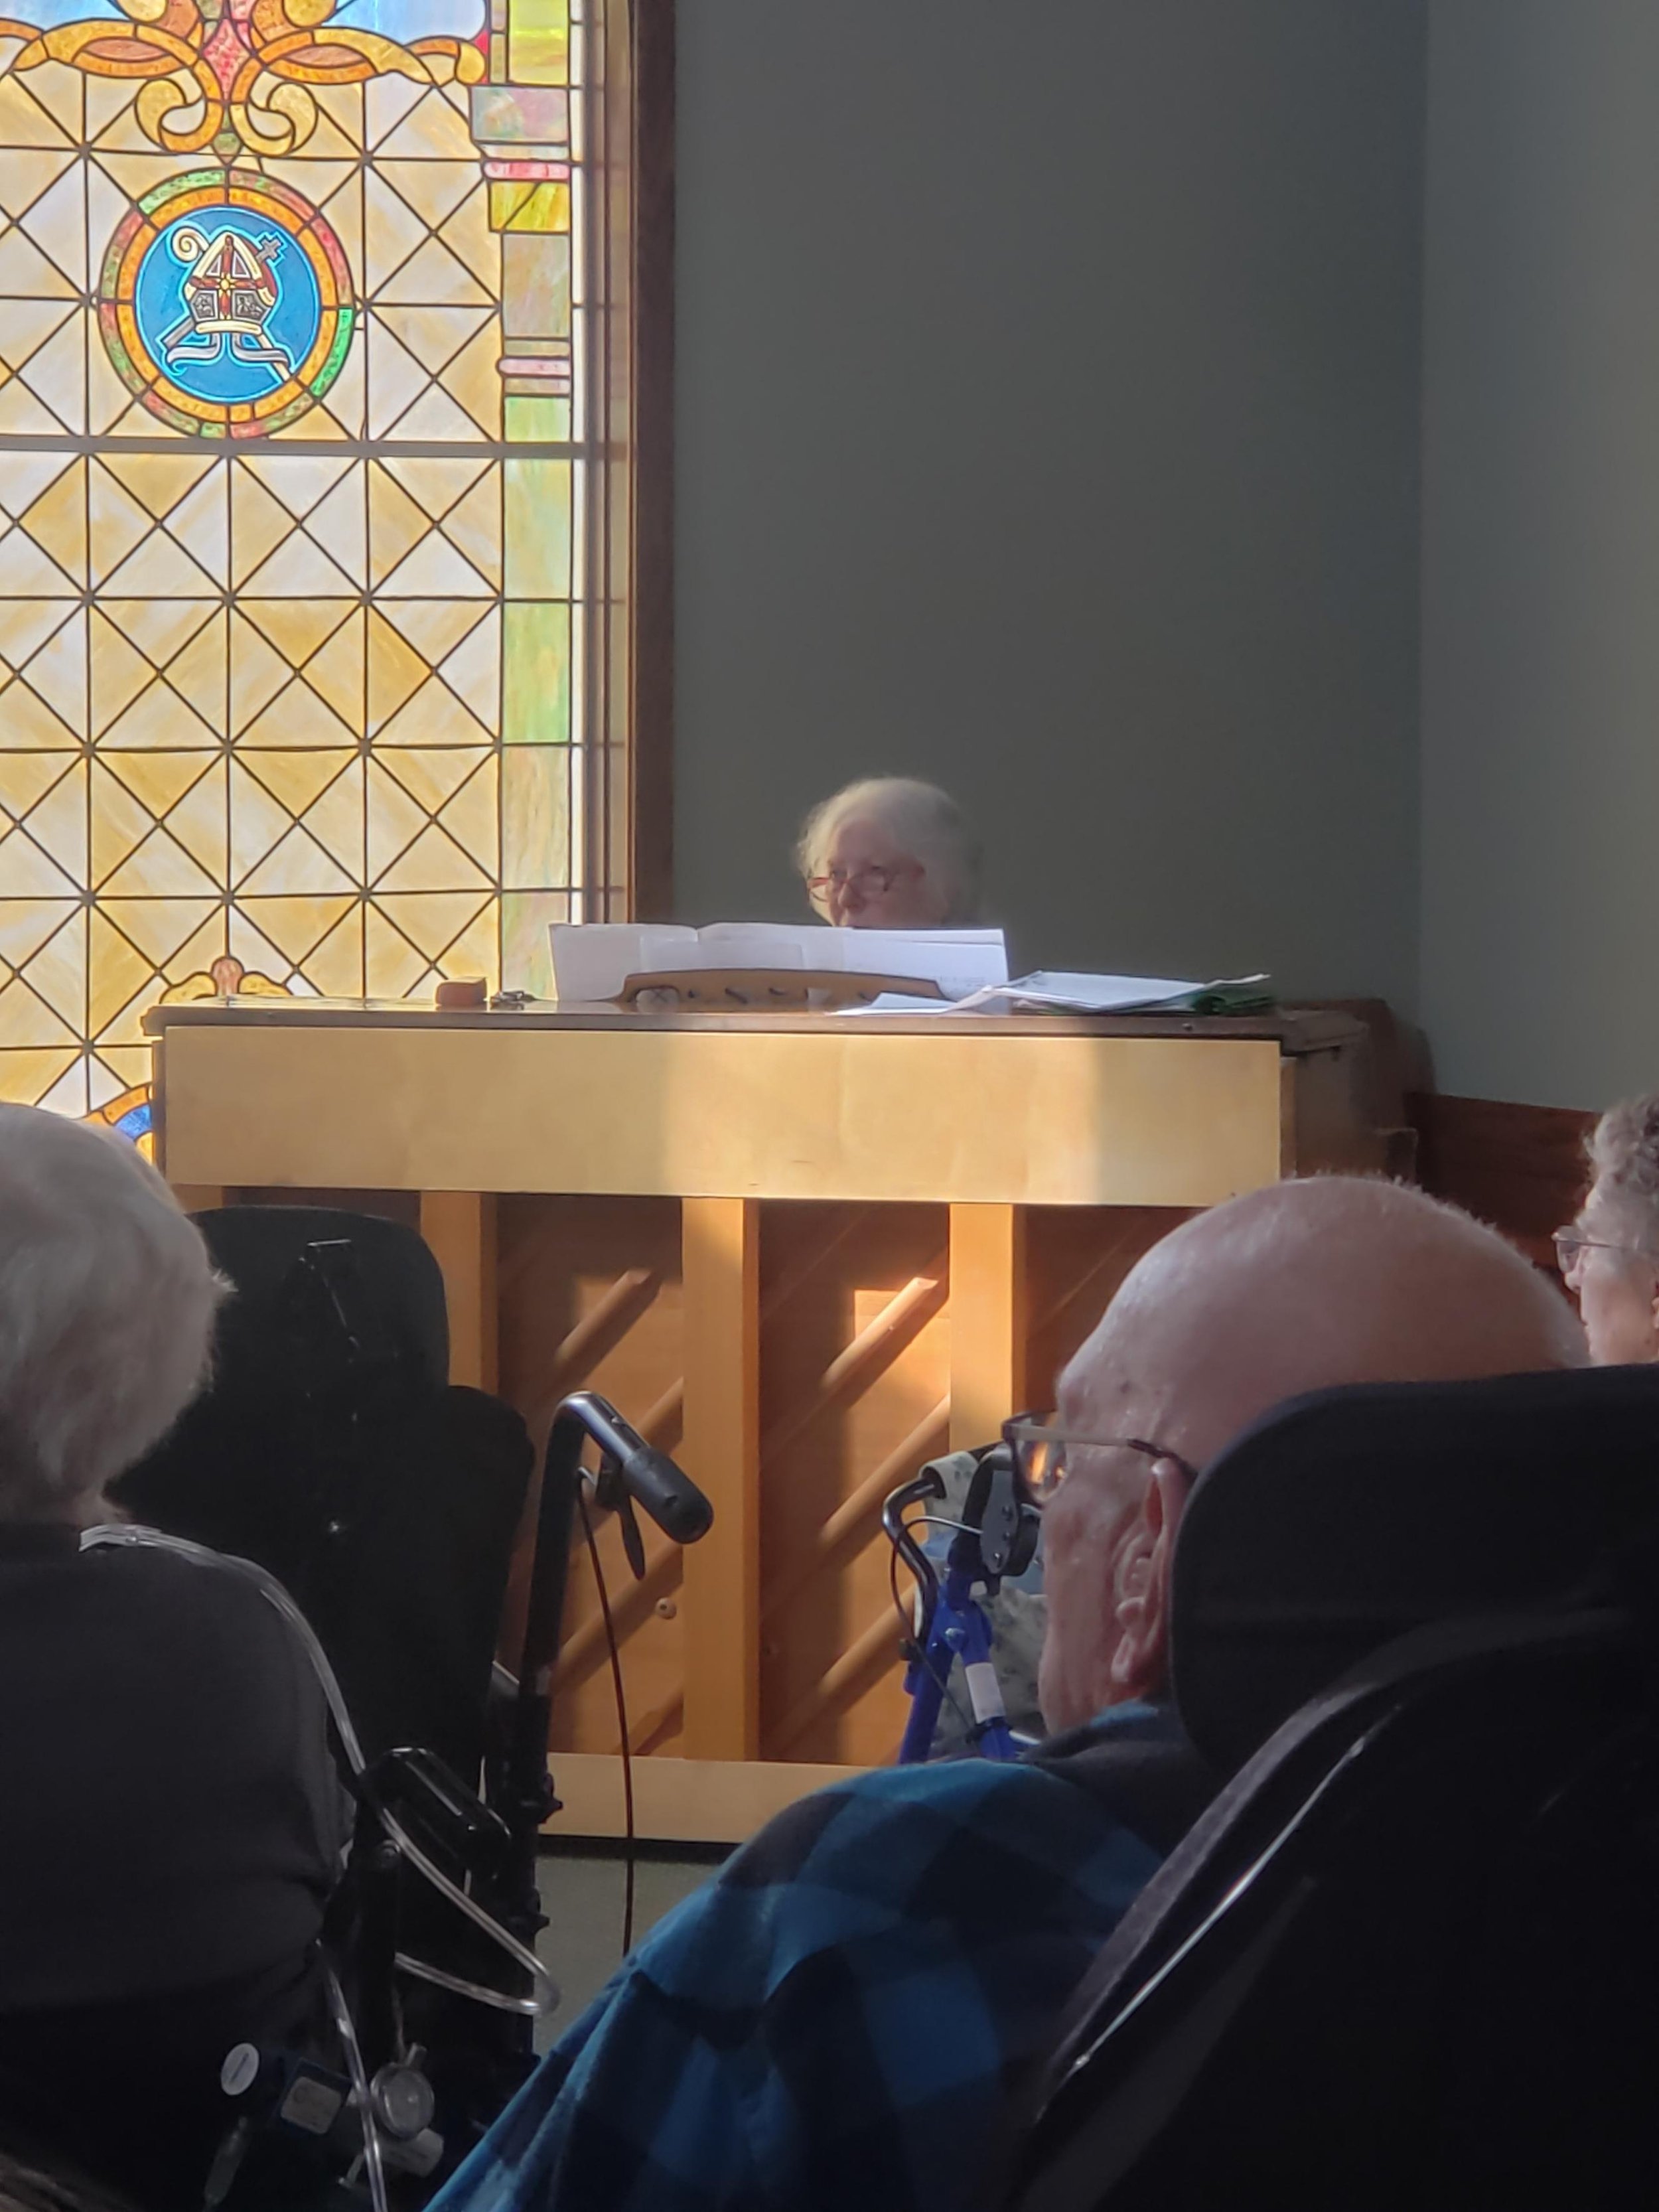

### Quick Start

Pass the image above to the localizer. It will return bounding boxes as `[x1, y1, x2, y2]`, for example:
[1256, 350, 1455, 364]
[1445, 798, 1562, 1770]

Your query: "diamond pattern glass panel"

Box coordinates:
[0, 0, 583, 1105]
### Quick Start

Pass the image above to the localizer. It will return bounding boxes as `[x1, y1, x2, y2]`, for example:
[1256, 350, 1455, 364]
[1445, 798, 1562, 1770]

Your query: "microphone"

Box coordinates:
[512, 1392, 711, 1783]
[553, 1390, 713, 1545]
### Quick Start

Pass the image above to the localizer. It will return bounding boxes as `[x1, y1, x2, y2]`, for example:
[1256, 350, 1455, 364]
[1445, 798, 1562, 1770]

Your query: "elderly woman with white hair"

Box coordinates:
[0, 1107, 340, 2209]
[1556, 1092, 1659, 1364]
[796, 776, 983, 930]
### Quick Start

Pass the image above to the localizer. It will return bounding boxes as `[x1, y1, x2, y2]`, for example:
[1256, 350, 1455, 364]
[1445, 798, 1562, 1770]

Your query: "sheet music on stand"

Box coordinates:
[549, 922, 1009, 1005]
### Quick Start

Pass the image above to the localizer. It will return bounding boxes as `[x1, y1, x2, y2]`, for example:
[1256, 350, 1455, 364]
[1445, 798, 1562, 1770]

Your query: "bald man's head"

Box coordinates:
[1038, 1177, 1586, 1733]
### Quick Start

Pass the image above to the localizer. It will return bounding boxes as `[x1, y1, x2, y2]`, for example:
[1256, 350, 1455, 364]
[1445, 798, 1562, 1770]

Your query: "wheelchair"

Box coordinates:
[995, 1362, 1659, 2212]
[86, 1206, 711, 2212]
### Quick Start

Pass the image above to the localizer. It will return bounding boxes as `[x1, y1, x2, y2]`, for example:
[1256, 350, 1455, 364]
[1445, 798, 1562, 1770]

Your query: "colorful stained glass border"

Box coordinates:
[98, 169, 356, 442]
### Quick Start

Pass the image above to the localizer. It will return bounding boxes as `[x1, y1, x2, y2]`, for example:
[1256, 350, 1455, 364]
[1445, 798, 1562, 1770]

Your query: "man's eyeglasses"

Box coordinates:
[806, 861, 922, 904]
[1001, 1415, 1201, 1509]
[1553, 1228, 1656, 1277]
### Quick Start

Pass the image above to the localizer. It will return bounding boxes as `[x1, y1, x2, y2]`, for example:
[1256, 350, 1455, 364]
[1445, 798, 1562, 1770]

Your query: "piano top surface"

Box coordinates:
[144, 996, 1362, 1057]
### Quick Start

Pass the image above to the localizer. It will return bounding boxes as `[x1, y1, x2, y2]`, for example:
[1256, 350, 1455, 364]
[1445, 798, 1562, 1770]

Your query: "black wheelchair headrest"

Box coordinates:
[193, 1205, 450, 1395]
[1170, 1363, 1659, 1775]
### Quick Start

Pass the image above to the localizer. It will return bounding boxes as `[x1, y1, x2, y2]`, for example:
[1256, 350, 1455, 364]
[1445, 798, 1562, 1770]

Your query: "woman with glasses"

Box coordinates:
[1555, 1092, 1659, 1363]
[796, 775, 982, 929]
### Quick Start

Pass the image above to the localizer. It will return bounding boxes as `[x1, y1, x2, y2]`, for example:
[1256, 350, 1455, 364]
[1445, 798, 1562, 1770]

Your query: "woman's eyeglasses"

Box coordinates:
[1553, 1228, 1656, 1277]
[1001, 1415, 1201, 1509]
[806, 861, 922, 905]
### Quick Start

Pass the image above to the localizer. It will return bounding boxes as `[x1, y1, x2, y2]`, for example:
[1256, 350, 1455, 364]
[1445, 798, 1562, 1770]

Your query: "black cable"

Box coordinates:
[577, 1483, 636, 1955]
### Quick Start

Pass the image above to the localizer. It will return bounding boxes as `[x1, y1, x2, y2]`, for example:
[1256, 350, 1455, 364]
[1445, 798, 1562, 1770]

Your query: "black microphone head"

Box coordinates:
[624, 1445, 713, 1544]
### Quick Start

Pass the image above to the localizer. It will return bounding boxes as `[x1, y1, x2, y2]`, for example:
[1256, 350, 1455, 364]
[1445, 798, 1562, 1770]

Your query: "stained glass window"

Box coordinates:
[0, 0, 631, 1114]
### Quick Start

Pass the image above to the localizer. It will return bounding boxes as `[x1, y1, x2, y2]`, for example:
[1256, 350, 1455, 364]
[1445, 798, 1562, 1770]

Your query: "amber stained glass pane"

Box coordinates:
[0, 10, 586, 1105]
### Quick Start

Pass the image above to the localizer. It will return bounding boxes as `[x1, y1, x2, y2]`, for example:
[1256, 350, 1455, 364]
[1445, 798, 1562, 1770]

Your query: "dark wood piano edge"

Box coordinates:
[141, 997, 1366, 1055]
[1410, 1092, 1595, 1272]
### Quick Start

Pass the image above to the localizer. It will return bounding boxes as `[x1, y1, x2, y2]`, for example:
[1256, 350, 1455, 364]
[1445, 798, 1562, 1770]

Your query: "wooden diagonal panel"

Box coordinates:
[497, 1194, 687, 1756]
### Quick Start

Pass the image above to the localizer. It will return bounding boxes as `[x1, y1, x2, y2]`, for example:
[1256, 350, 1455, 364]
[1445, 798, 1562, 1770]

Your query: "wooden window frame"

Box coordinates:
[591, 0, 675, 920]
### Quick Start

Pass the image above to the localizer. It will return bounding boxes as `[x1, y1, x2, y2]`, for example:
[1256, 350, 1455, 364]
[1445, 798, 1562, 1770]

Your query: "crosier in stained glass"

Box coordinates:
[0, 0, 585, 1115]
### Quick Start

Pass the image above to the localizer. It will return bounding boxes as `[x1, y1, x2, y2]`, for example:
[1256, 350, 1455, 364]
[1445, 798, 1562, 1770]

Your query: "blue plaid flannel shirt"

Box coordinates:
[430, 1705, 1175, 2212]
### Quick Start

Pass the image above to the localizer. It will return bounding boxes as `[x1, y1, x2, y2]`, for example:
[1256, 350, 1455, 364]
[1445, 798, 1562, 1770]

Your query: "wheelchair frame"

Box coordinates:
[86, 1387, 709, 2212]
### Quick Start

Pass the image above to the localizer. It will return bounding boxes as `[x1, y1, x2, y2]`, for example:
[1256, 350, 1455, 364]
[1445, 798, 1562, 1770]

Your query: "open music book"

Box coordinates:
[549, 922, 1009, 1004]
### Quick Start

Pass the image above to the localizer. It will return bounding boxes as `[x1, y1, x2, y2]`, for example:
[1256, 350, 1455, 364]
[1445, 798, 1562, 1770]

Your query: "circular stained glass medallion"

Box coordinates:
[99, 169, 354, 439]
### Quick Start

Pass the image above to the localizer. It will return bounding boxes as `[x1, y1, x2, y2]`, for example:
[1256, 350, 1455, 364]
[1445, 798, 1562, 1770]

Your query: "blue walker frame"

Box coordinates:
[886, 1455, 1036, 1764]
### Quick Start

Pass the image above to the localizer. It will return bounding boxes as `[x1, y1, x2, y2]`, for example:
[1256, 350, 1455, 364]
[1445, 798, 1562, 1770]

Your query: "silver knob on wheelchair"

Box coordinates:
[369, 2062, 437, 2142]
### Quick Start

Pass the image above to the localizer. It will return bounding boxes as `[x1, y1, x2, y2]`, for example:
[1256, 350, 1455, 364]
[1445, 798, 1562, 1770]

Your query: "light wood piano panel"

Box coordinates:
[147, 1001, 1378, 1838]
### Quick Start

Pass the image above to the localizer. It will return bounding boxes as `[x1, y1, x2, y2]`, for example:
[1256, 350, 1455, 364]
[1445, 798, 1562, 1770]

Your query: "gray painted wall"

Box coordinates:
[1421, 1, 1659, 1107]
[671, 1, 1426, 1003]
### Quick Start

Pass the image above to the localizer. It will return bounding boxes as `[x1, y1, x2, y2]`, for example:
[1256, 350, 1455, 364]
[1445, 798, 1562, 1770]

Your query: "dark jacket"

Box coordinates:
[0, 1525, 342, 2206]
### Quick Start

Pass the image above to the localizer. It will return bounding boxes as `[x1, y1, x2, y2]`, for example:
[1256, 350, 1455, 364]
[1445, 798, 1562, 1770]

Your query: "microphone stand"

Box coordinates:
[493, 1393, 713, 2016]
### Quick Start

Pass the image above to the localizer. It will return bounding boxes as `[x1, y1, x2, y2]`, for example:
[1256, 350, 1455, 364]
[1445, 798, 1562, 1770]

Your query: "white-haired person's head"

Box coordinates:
[796, 776, 982, 929]
[1038, 1175, 1587, 1733]
[1556, 1092, 1659, 1364]
[0, 1105, 222, 1525]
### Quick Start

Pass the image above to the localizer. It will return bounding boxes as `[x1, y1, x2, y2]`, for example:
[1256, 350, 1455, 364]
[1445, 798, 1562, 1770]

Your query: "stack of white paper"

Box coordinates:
[839, 971, 1269, 1017]
[961, 972, 1209, 1013]
[549, 922, 1009, 1004]
[971, 970, 1273, 1012]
